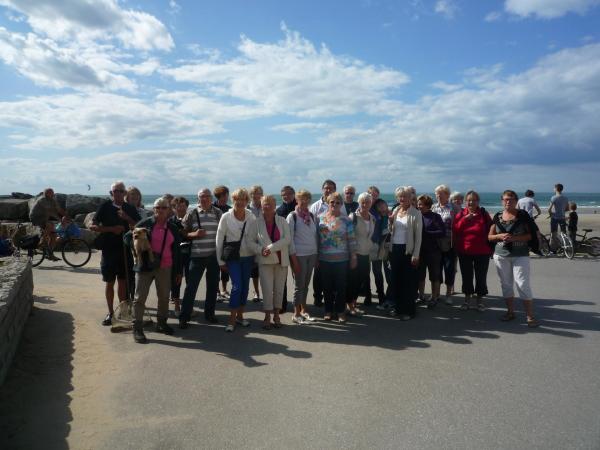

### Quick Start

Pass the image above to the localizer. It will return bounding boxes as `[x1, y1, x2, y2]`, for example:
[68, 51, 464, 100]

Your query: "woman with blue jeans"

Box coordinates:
[216, 188, 260, 332]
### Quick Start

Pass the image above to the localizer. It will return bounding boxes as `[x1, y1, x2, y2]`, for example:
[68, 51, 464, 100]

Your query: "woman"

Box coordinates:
[216, 188, 260, 332]
[126, 186, 151, 218]
[432, 184, 461, 304]
[248, 185, 263, 303]
[124, 197, 183, 343]
[169, 196, 190, 317]
[489, 190, 539, 327]
[388, 187, 422, 320]
[450, 191, 464, 210]
[348, 192, 376, 314]
[317, 192, 357, 323]
[416, 195, 445, 309]
[287, 189, 318, 324]
[452, 191, 492, 311]
[371, 198, 393, 310]
[255, 195, 294, 329]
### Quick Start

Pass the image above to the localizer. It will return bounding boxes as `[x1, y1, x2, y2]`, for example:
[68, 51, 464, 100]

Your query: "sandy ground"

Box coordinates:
[1, 215, 599, 449]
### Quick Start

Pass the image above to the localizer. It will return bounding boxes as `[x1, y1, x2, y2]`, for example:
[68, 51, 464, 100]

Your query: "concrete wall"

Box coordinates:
[0, 256, 34, 385]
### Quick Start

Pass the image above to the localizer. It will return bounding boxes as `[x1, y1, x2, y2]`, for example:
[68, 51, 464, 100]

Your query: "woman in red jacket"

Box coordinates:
[452, 191, 493, 312]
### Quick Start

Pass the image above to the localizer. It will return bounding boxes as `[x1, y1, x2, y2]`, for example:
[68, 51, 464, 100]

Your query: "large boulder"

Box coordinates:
[83, 212, 96, 229]
[64, 194, 108, 217]
[10, 192, 33, 200]
[0, 199, 29, 221]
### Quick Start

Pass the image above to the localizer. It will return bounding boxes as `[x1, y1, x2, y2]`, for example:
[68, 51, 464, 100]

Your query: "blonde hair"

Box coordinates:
[296, 189, 312, 202]
[153, 197, 170, 208]
[394, 186, 412, 200]
[434, 184, 450, 195]
[231, 188, 249, 203]
[126, 186, 142, 207]
[260, 194, 277, 206]
[357, 192, 372, 204]
[249, 185, 263, 196]
[327, 192, 343, 204]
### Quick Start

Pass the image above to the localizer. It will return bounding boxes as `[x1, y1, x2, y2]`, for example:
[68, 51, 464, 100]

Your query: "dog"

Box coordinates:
[132, 227, 153, 267]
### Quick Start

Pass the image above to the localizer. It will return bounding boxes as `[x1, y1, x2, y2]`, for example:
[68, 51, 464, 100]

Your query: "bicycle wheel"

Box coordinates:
[539, 235, 551, 257]
[561, 233, 575, 259]
[62, 238, 92, 267]
[28, 247, 45, 267]
[585, 238, 600, 256]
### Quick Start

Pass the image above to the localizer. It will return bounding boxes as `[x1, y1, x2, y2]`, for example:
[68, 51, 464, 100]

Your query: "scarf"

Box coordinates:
[295, 206, 312, 226]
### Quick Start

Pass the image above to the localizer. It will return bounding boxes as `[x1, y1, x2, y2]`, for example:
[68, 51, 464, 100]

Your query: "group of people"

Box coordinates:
[82, 179, 559, 344]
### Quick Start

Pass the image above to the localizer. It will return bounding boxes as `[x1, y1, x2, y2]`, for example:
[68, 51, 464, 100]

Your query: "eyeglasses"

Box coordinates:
[329, 201, 341, 205]
[502, 198, 515, 202]
[112, 189, 125, 194]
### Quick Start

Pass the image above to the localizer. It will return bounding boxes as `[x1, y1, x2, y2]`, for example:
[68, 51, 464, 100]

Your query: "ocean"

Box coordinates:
[145, 192, 600, 214]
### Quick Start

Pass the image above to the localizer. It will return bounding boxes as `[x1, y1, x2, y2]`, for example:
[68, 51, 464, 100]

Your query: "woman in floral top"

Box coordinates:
[317, 192, 357, 323]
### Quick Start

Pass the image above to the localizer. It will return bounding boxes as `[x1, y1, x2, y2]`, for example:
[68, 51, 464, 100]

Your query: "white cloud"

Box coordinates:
[435, 0, 459, 19]
[271, 122, 330, 134]
[484, 11, 503, 22]
[162, 24, 409, 118]
[168, 0, 181, 15]
[431, 81, 463, 92]
[504, 0, 600, 19]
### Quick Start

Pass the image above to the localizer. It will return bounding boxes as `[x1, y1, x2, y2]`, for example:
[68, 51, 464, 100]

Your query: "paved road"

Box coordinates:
[1, 253, 599, 449]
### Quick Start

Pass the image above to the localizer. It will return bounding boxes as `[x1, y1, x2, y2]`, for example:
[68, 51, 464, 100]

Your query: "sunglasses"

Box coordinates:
[111, 189, 125, 194]
[154, 206, 169, 210]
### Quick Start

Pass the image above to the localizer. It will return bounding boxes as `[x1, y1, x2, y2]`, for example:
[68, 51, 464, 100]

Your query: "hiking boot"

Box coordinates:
[133, 322, 147, 343]
[156, 319, 174, 335]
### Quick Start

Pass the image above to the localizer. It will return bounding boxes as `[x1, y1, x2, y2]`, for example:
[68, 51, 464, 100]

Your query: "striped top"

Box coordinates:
[182, 205, 222, 257]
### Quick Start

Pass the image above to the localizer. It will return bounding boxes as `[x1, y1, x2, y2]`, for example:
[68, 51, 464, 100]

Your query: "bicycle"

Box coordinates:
[11, 222, 92, 268]
[541, 231, 575, 259]
[573, 229, 600, 257]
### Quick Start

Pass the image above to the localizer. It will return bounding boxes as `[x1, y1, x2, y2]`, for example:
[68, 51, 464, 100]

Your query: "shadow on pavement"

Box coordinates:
[0, 299, 74, 450]
[35, 265, 100, 275]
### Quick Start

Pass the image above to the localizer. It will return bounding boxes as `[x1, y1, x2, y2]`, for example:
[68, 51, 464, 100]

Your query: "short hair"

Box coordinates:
[296, 189, 312, 202]
[261, 194, 277, 206]
[525, 189, 535, 197]
[555, 183, 564, 192]
[153, 197, 170, 208]
[197, 188, 211, 198]
[501, 190, 518, 200]
[343, 185, 356, 194]
[322, 179, 336, 190]
[450, 191, 463, 201]
[357, 192, 372, 204]
[466, 190, 481, 202]
[231, 188, 249, 202]
[326, 192, 343, 204]
[43, 187, 54, 196]
[126, 186, 142, 207]
[373, 198, 387, 209]
[569, 202, 577, 211]
[162, 193, 174, 203]
[173, 196, 189, 207]
[280, 185, 295, 194]
[434, 184, 451, 195]
[417, 194, 433, 208]
[214, 185, 229, 198]
[111, 181, 126, 191]
[394, 186, 412, 200]
[368, 185, 380, 195]
[249, 185, 264, 196]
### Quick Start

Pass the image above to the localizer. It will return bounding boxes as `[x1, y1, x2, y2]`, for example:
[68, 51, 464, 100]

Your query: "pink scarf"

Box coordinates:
[295, 206, 312, 225]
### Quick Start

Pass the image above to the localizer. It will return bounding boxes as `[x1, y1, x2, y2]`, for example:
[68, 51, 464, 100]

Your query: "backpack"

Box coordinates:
[291, 211, 315, 231]
[493, 210, 541, 255]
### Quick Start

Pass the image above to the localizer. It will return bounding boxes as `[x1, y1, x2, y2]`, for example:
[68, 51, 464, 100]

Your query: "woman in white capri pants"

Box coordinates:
[488, 189, 539, 327]
[255, 195, 294, 329]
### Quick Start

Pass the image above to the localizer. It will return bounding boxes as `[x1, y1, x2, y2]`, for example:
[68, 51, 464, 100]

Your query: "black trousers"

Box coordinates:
[320, 260, 348, 314]
[390, 245, 417, 317]
[348, 254, 371, 303]
[458, 254, 490, 297]
[312, 264, 323, 305]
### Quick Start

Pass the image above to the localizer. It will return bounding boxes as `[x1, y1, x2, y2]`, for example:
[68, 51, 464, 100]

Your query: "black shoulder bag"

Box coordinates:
[222, 220, 247, 262]
[140, 225, 168, 272]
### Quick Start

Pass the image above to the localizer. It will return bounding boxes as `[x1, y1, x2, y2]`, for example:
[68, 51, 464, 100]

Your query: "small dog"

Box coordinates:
[132, 227, 153, 267]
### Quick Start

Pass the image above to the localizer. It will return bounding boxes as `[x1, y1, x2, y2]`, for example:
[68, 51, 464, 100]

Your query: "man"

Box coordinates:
[213, 185, 231, 300]
[29, 188, 66, 261]
[276, 185, 297, 218]
[343, 185, 359, 215]
[517, 190, 541, 219]
[548, 183, 569, 250]
[179, 188, 223, 328]
[90, 181, 140, 326]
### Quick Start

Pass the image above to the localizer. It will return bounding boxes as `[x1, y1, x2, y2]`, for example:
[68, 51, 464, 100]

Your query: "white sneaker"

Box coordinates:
[225, 324, 234, 332]
[236, 318, 251, 327]
[292, 315, 305, 324]
[301, 312, 315, 322]
[444, 296, 453, 306]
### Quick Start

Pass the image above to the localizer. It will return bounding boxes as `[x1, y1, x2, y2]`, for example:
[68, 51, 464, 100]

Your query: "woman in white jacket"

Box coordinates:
[255, 195, 294, 329]
[216, 188, 261, 332]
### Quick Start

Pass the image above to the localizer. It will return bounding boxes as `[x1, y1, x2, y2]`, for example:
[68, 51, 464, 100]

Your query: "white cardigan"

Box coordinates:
[254, 215, 292, 266]
[389, 205, 423, 257]
[215, 210, 261, 265]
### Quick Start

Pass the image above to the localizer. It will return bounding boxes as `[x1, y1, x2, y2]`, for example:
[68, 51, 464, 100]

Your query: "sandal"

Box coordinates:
[500, 312, 516, 322]
[273, 320, 282, 329]
[262, 321, 272, 330]
[324, 314, 332, 321]
[527, 318, 540, 328]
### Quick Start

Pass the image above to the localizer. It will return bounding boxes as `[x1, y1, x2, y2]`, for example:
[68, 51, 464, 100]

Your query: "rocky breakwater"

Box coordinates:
[0, 256, 34, 385]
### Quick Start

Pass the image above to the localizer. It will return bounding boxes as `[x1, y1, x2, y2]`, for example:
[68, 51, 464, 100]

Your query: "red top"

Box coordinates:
[452, 207, 493, 256]
[266, 221, 282, 264]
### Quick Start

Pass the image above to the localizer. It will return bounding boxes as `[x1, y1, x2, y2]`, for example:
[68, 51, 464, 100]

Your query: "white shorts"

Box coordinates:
[493, 254, 533, 300]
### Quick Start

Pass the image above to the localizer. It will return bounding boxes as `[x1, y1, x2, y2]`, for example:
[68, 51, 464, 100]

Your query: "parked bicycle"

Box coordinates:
[540, 231, 574, 259]
[573, 229, 600, 257]
[11, 221, 92, 268]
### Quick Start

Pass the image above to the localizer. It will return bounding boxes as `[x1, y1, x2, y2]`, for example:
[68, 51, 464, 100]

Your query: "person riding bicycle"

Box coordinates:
[29, 188, 66, 261]
[548, 183, 569, 251]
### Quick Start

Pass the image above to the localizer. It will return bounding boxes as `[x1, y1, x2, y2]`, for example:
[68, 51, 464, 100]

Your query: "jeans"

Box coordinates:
[226, 256, 254, 309]
[170, 252, 189, 299]
[180, 254, 219, 322]
[320, 260, 348, 314]
[440, 248, 456, 286]
[458, 254, 490, 297]
[348, 254, 371, 303]
[390, 244, 417, 317]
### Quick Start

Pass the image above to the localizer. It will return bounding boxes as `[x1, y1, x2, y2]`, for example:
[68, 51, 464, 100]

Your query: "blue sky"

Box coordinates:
[1, 0, 599, 195]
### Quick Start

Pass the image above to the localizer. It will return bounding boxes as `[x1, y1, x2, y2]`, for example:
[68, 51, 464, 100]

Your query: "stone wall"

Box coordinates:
[0, 256, 34, 385]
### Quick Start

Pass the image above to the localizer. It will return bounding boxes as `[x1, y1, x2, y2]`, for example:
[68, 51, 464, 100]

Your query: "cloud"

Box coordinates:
[168, 0, 181, 15]
[162, 24, 409, 118]
[431, 81, 463, 92]
[504, 0, 600, 19]
[0, 0, 174, 50]
[434, 0, 459, 19]
[271, 122, 330, 134]
[484, 11, 503, 22]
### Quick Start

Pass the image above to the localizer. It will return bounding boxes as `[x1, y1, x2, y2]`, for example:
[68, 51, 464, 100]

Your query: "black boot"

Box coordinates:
[133, 321, 147, 344]
[156, 319, 174, 335]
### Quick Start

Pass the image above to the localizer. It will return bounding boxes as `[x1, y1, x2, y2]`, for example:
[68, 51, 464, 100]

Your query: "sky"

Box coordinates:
[1, 0, 599, 196]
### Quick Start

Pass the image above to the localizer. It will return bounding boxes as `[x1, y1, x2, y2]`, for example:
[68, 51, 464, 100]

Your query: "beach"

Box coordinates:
[1, 215, 599, 449]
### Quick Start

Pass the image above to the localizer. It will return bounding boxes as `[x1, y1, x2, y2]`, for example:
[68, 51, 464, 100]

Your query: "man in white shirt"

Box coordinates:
[310, 179, 348, 217]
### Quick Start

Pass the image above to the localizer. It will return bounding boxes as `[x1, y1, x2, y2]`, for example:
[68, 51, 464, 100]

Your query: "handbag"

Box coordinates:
[139, 225, 168, 272]
[222, 221, 246, 262]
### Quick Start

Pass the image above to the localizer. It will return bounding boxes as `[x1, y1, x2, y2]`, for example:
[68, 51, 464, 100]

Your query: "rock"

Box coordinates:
[65, 194, 109, 217]
[74, 213, 87, 226]
[83, 212, 96, 229]
[10, 192, 33, 200]
[0, 199, 29, 221]
[78, 228, 99, 246]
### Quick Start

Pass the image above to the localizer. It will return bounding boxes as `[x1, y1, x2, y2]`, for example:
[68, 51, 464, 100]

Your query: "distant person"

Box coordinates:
[124, 197, 183, 343]
[548, 183, 569, 250]
[276, 185, 297, 218]
[568, 202, 578, 245]
[450, 191, 464, 209]
[371, 198, 393, 310]
[125, 186, 151, 218]
[452, 191, 492, 312]
[213, 185, 232, 301]
[343, 185, 359, 215]
[517, 190, 541, 219]
[90, 181, 140, 326]
[248, 185, 263, 303]
[489, 190, 539, 328]
[178, 188, 223, 329]
[169, 196, 189, 317]
[28, 187, 66, 261]
[367, 186, 380, 206]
